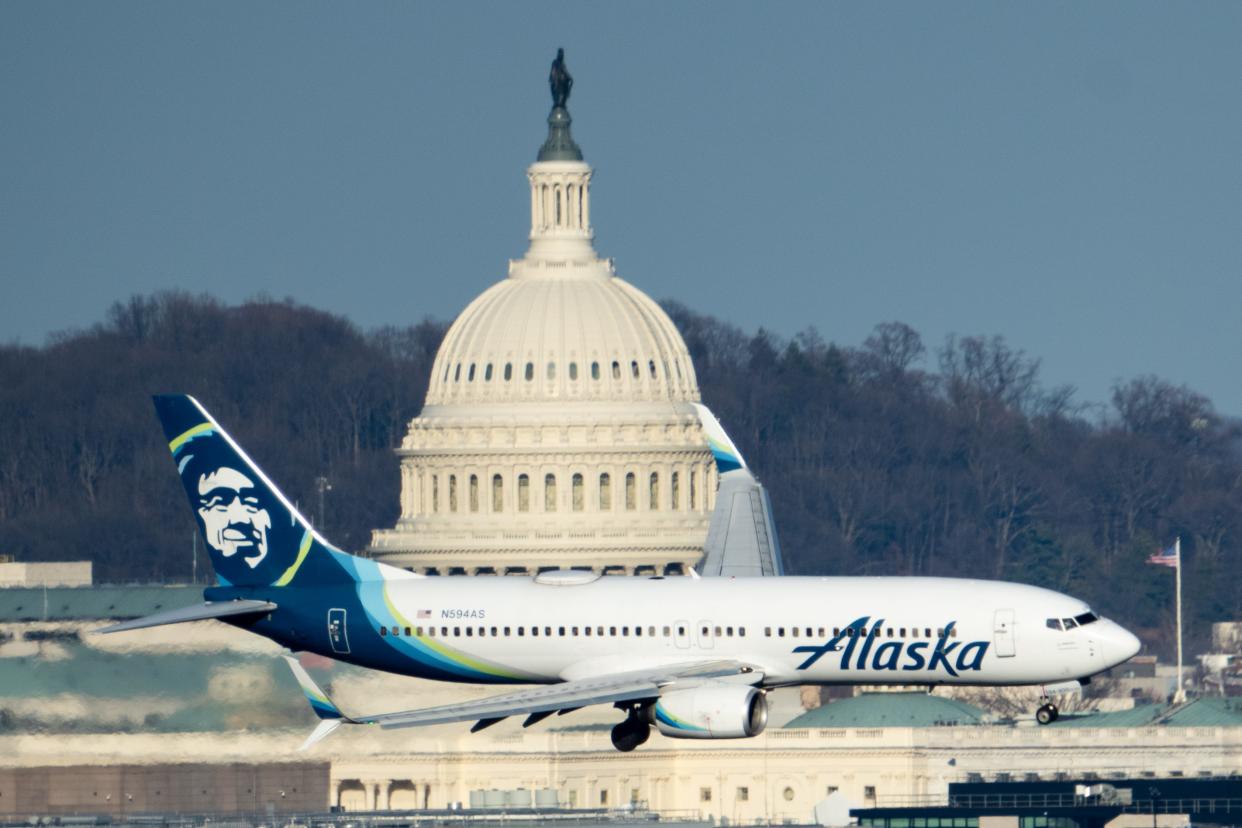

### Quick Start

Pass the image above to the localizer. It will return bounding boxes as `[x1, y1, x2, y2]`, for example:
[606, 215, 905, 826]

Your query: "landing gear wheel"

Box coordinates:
[1035, 703, 1059, 725]
[610, 714, 651, 752]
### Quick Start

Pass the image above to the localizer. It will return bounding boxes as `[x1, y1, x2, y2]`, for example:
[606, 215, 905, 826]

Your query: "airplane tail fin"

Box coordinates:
[152, 395, 355, 589]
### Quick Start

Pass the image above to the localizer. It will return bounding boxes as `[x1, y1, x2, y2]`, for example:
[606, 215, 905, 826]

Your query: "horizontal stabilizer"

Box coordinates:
[699, 469, 784, 577]
[97, 599, 277, 634]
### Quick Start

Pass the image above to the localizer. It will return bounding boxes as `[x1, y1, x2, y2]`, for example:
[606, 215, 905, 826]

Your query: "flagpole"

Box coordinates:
[1174, 536, 1184, 703]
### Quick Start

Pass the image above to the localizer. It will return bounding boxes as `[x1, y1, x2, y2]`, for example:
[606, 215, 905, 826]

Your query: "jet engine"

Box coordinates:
[650, 684, 767, 739]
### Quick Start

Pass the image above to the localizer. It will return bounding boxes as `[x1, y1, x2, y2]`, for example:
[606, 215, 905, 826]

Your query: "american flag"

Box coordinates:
[416, 609, 431, 619]
[1147, 542, 1179, 568]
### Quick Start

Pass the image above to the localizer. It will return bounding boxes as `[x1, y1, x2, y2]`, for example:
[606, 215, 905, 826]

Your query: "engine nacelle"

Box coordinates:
[650, 685, 767, 739]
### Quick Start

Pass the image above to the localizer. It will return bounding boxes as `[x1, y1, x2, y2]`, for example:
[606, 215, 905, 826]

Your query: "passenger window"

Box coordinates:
[635, 626, 642, 637]
[441, 626, 448, 636]
[559, 627, 566, 636]
[765, 627, 772, 638]
[466, 628, 473, 637]
[924, 628, 932, 638]
[504, 627, 511, 636]
[677, 626, 685, 637]
[491, 626, 497, 636]
[663, 626, 671, 637]
[610, 626, 617, 636]
[936, 628, 943, 638]
[454, 627, 461, 636]
[727, 627, 734, 637]
[572, 626, 579, 636]
[900, 628, 906, 637]
[416, 627, 423, 636]
[544, 626, 552, 636]
[778, 627, 786, 638]
[518, 627, 525, 636]
[791, 627, 799, 638]
[623, 627, 630, 636]
[806, 627, 813, 638]
[531, 627, 538, 637]
[585, 626, 592, 636]
[405, 627, 411, 637]
[380, 627, 388, 637]
[739, 627, 746, 637]
[598, 626, 604, 636]
[715, 626, 723, 637]
[648, 626, 656, 637]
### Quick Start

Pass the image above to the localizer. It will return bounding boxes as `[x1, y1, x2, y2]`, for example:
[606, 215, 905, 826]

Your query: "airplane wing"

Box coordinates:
[690, 403, 785, 578]
[283, 655, 762, 749]
[698, 468, 785, 577]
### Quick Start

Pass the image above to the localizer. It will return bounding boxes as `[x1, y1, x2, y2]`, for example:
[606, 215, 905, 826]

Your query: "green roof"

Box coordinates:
[0, 585, 203, 621]
[784, 692, 985, 728]
[1053, 696, 1242, 728]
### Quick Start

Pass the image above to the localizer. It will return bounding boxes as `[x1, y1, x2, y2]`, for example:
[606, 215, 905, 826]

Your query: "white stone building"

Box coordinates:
[368, 87, 716, 576]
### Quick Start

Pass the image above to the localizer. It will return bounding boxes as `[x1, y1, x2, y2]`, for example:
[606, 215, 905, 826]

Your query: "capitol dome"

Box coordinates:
[370, 57, 716, 576]
[426, 265, 700, 407]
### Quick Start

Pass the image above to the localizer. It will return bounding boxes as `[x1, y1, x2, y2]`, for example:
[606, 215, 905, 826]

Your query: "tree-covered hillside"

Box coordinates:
[1, 292, 1237, 658]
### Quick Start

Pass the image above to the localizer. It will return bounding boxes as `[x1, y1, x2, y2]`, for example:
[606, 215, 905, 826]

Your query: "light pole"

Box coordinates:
[316, 476, 332, 530]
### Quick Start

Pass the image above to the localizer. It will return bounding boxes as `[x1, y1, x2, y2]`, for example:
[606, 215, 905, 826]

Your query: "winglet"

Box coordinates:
[299, 719, 343, 751]
[691, 403, 747, 472]
[283, 654, 346, 722]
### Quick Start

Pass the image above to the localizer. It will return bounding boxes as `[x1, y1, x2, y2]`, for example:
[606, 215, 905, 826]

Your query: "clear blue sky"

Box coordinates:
[3, 3, 1240, 414]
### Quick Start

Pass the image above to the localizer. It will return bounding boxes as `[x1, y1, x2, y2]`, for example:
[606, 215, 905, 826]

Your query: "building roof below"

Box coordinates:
[784, 692, 985, 728]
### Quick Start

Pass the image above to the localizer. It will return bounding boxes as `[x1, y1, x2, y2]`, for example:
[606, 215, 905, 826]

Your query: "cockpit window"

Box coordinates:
[1062, 617, 1078, 629]
[1046, 618, 1063, 631]
[1074, 612, 1098, 626]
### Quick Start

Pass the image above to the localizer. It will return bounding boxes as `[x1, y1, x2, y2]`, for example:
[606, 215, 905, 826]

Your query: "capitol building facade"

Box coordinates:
[368, 85, 716, 577]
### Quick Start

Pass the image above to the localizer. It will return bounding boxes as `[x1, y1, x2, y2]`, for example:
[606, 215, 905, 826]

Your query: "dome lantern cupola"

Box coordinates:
[525, 48, 594, 265]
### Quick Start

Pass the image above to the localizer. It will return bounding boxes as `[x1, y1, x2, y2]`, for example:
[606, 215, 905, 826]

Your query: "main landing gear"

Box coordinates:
[1035, 689, 1059, 725]
[610, 704, 651, 752]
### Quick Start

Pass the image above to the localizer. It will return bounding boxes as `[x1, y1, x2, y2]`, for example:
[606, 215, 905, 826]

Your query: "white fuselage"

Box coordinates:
[368, 574, 1140, 687]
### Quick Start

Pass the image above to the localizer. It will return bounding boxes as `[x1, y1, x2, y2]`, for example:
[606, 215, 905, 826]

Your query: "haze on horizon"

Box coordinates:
[2, 3, 1240, 414]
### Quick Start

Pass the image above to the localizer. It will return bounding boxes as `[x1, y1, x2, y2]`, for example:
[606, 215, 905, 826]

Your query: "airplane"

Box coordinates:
[102, 395, 1142, 752]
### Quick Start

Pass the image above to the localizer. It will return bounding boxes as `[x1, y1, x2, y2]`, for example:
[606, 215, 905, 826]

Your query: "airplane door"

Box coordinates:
[697, 620, 715, 649]
[673, 620, 691, 649]
[328, 608, 351, 655]
[993, 609, 1016, 658]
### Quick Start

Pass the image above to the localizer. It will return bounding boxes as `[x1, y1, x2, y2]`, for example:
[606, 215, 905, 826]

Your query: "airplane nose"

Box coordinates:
[1103, 621, 1141, 666]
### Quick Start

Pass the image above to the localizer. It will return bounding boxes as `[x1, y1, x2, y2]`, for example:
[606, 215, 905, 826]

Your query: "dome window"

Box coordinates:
[591, 361, 600, 381]
[469, 475, 479, 512]
[525, 362, 534, 381]
[675, 361, 683, 380]
[671, 472, 681, 510]
[485, 363, 493, 381]
[611, 361, 621, 380]
[546, 362, 556, 380]
[454, 364, 462, 383]
[648, 360, 657, 379]
[544, 474, 557, 512]
[517, 474, 530, 512]
[504, 363, 513, 381]
[649, 472, 660, 510]
[449, 475, 459, 512]
[572, 473, 584, 512]
[631, 360, 640, 379]
[625, 473, 636, 510]
[569, 362, 578, 380]
[467, 364, 476, 382]
[599, 473, 612, 511]
[689, 470, 697, 510]
[492, 474, 504, 512]
[432, 476, 440, 513]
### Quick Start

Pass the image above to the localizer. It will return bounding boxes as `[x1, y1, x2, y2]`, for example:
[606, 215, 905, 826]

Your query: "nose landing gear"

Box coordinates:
[1035, 689, 1059, 725]
[610, 704, 651, 752]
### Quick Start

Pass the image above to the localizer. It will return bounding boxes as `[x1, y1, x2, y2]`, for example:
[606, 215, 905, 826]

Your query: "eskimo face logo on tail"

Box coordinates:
[195, 466, 272, 569]
[172, 431, 300, 587]
[792, 616, 989, 677]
